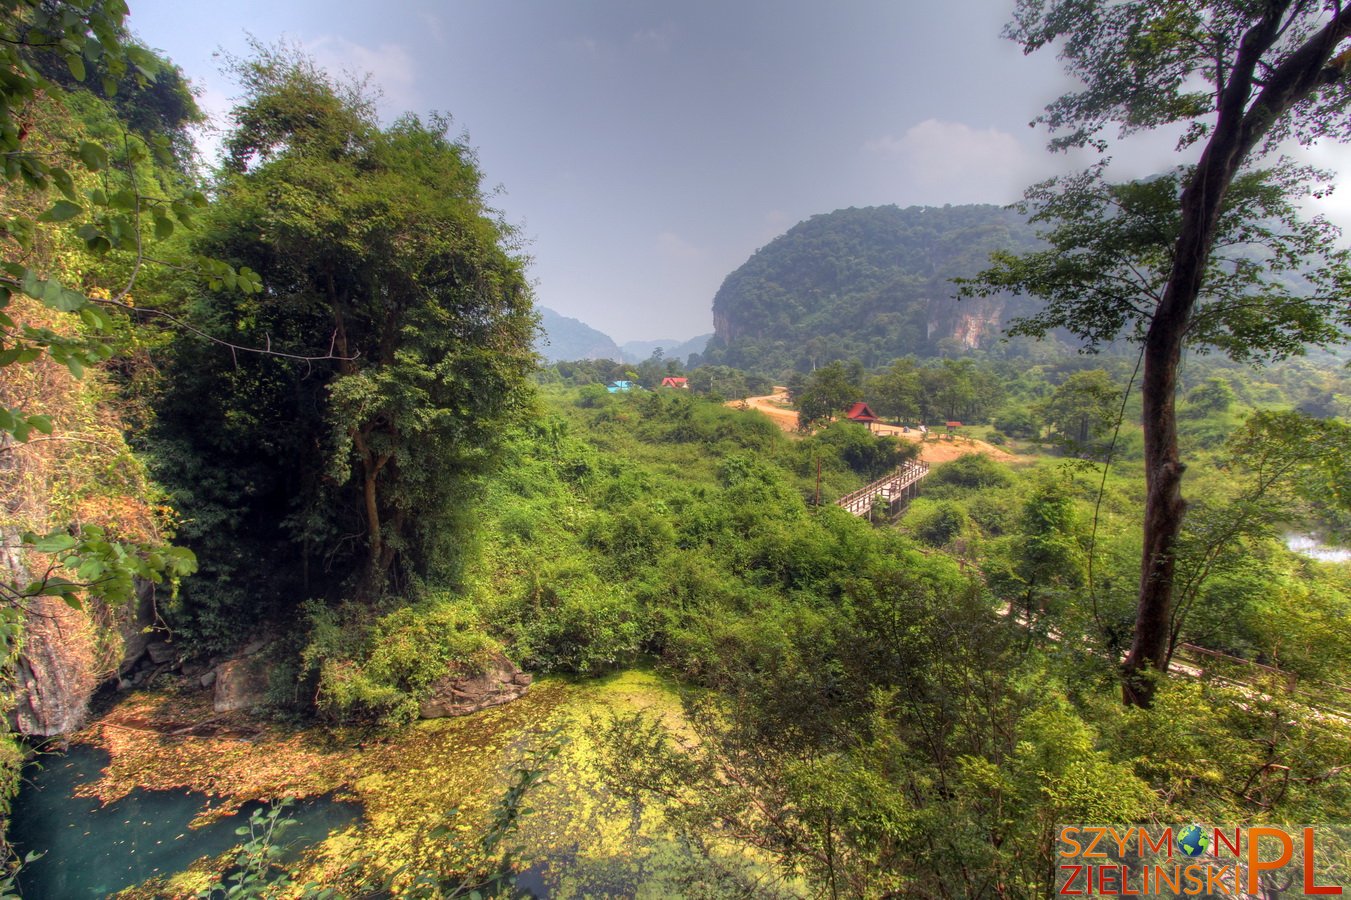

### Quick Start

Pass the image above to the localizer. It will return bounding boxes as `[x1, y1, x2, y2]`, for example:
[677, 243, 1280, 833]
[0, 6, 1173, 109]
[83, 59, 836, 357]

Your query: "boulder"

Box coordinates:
[212, 655, 272, 712]
[419, 652, 532, 719]
[145, 640, 175, 665]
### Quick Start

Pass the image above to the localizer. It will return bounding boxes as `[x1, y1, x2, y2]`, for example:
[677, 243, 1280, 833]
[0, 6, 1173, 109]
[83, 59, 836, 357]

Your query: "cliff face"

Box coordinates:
[1, 297, 166, 738]
[926, 294, 1005, 350]
[11, 596, 102, 736]
[705, 204, 1042, 372]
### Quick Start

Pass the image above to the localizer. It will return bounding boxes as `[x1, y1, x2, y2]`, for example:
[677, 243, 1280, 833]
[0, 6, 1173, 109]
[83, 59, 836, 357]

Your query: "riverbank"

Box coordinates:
[11, 669, 762, 898]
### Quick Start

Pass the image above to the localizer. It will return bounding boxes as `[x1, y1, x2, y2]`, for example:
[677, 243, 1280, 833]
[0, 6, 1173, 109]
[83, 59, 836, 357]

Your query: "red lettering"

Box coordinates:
[1213, 827, 1242, 858]
[1304, 827, 1343, 895]
[1059, 865, 1085, 895]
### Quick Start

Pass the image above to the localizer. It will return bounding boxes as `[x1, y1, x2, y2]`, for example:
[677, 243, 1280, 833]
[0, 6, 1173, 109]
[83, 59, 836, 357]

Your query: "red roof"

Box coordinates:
[845, 402, 879, 423]
[945, 421, 963, 427]
[661, 377, 689, 387]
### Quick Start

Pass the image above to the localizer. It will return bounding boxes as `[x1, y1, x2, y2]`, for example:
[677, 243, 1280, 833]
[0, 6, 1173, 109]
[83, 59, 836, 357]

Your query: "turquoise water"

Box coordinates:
[8, 744, 361, 899]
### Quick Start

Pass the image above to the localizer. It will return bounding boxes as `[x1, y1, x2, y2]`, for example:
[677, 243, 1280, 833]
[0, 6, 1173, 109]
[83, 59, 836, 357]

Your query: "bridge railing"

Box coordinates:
[835, 460, 929, 516]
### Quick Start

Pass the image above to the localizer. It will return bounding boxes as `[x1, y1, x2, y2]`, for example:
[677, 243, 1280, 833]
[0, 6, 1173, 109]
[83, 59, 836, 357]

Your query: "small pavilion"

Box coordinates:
[844, 401, 880, 431]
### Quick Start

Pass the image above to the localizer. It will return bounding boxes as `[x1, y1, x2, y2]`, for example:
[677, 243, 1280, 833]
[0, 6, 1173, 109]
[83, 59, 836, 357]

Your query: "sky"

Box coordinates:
[123, 1, 1351, 343]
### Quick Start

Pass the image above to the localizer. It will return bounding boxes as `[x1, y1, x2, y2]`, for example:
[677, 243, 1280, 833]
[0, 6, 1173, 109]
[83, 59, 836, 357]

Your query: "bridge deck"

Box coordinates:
[836, 460, 929, 517]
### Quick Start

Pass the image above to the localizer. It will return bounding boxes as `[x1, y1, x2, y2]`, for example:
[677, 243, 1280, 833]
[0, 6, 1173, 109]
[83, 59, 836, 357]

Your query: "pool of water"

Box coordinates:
[8, 744, 361, 899]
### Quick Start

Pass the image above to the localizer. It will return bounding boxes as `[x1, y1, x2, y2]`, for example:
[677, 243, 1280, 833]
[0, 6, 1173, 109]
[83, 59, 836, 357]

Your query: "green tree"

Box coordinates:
[866, 357, 921, 423]
[1039, 369, 1120, 458]
[161, 47, 535, 624]
[973, 0, 1351, 704]
[795, 360, 863, 429]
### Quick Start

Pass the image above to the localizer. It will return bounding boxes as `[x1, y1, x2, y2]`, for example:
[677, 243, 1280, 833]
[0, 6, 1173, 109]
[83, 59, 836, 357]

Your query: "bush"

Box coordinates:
[930, 454, 1013, 490]
[905, 499, 970, 547]
[306, 599, 499, 726]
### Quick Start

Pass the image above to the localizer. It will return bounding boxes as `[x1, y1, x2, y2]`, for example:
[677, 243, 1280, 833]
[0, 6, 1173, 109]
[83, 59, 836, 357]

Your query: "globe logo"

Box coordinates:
[1178, 825, 1210, 858]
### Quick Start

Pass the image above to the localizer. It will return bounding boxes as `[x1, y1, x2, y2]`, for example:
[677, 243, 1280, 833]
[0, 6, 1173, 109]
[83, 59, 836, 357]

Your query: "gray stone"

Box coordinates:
[419, 652, 531, 719]
[198, 669, 217, 689]
[145, 641, 175, 665]
[241, 636, 270, 657]
[117, 578, 158, 675]
[213, 655, 272, 712]
[10, 594, 102, 736]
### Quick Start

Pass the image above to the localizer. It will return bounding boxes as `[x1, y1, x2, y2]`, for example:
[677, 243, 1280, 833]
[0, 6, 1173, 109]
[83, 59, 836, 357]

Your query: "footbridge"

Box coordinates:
[836, 460, 929, 518]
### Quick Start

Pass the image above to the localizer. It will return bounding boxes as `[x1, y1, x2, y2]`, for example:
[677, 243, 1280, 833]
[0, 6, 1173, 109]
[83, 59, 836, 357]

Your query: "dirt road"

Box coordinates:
[730, 388, 1018, 465]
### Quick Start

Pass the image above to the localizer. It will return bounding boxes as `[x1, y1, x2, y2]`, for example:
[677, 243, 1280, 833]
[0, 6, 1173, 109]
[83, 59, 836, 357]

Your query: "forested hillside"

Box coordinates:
[702, 204, 1044, 372]
[4, 1, 1351, 897]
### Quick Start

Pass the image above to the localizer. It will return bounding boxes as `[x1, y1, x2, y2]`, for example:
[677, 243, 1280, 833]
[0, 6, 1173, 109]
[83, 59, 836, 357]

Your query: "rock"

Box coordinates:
[213, 655, 272, 712]
[145, 641, 175, 665]
[241, 636, 271, 657]
[10, 594, 103, 736]
[419, 652, 531, 719]
[199, 670, 217, 689]
[116, 578, 158, 675]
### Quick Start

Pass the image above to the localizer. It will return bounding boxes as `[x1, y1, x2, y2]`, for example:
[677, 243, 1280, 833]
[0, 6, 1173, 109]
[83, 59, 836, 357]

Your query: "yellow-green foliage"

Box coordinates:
[308, 599, 499, 727]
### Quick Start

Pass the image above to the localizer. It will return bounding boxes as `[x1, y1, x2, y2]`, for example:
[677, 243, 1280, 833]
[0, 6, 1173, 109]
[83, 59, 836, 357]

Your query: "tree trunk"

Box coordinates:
[1120, 3, 1351, 706]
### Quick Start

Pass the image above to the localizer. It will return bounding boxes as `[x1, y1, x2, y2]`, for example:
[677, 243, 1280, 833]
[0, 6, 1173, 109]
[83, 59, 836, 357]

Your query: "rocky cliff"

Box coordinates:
[702, 204, 1042, 372]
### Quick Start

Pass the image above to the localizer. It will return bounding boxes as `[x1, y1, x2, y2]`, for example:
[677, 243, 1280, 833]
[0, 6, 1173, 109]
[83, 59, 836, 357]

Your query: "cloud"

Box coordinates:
[304, 35, 418, 118]
[656, 230, 705, 263]
[863, 119, 1039, 205]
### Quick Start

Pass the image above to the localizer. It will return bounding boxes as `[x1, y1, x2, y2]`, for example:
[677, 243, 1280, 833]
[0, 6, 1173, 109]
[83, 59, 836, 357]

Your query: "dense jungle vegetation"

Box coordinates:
[3, 0, 1351, 897]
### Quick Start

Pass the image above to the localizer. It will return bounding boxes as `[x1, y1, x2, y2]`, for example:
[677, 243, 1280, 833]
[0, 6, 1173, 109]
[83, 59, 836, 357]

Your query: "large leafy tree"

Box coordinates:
[985, 0, 1351, 706]
[160, 49, 535, 625]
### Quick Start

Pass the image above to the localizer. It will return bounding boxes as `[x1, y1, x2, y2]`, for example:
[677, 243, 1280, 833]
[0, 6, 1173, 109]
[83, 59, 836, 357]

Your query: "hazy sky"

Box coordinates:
[124, 1, 1351, 343]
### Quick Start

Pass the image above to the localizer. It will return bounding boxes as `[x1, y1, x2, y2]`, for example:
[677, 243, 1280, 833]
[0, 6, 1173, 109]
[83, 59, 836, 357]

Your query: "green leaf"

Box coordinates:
[27, 415, 52, 435]
[153, 213, 173, 240]
[20, 270, 43, 300]
[78, 141, 107, 172]
[50, 168, 77, 202]
[37, 200, 82, 223]
[109, 189, 137, 211]
[65, 53, 86, 82]
[50, 288, 87, 313]
[29, 533, 77, 553]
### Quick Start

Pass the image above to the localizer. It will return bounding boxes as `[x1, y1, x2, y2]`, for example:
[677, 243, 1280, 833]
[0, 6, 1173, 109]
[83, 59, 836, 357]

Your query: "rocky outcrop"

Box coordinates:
[11, 595, 103, 736]
[212, 638, 274, 712]
[6, 545, 160, 737]
[419, 652, 532, 719]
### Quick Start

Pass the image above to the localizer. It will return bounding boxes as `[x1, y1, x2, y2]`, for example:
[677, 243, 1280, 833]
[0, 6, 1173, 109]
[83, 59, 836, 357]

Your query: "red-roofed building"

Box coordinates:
[845, 401, 880, 430]
[660, 377, 689, 389]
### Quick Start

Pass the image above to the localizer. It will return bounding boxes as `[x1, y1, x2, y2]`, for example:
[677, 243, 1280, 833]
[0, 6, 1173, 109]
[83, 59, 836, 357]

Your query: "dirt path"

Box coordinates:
[729, 388, 1018, 465]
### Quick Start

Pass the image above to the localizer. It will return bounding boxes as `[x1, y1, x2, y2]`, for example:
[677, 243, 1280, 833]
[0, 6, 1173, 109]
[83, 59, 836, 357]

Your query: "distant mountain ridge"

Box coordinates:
[702, 204, 1043, 372]
[620, 334, 712, 364]
[535, 308, 622, 362]
[536, 307, 710, 364]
